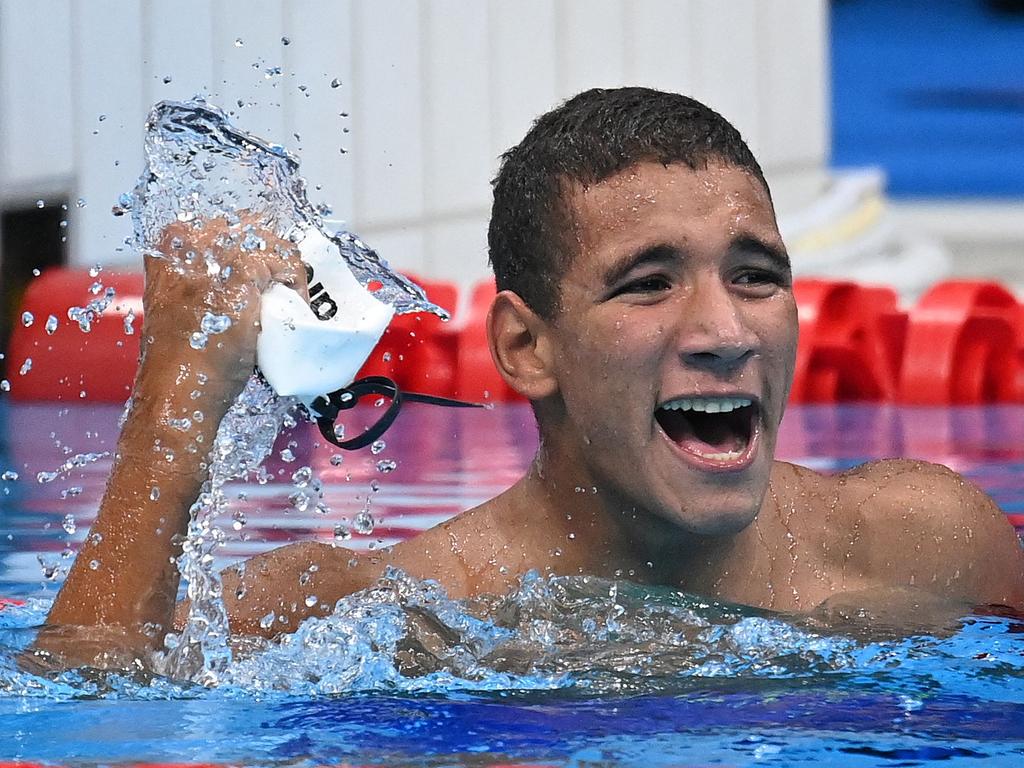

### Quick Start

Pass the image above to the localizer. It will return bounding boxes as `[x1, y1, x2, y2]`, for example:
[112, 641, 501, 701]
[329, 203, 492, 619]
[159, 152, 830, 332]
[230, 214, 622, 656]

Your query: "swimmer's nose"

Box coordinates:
[677, 280, 758, 371]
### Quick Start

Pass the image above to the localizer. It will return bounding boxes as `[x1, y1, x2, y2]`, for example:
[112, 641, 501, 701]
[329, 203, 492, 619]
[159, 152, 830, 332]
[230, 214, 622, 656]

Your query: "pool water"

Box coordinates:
[1, 401, 1023, 766]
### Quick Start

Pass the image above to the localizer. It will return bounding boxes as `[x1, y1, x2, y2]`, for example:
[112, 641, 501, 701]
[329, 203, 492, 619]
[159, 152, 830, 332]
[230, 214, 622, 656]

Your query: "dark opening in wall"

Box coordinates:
[1, 203, 68, 356]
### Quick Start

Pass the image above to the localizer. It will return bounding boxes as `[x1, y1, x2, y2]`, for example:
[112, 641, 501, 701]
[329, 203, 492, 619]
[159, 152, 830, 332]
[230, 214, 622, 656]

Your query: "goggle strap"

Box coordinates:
[311, 375, 486, 451]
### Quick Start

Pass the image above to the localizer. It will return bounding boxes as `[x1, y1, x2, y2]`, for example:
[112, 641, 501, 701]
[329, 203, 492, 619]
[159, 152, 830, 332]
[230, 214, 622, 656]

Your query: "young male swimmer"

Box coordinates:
[40, 88, 1024, 663]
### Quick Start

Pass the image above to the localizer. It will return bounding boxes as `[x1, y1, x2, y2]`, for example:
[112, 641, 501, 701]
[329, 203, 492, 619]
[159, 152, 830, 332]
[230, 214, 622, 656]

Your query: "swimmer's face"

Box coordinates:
[542, 161, 797, 536]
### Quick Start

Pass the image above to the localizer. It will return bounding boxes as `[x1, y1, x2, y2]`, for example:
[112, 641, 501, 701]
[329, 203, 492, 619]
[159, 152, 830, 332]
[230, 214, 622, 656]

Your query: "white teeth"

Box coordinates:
[660, 397, 752, 413]
[701, 449, 744, 461]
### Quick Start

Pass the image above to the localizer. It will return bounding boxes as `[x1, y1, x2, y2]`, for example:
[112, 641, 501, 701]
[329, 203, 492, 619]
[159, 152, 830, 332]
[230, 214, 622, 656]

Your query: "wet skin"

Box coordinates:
[216, 162, 1024, 637]
[38, 163, 1024, 663]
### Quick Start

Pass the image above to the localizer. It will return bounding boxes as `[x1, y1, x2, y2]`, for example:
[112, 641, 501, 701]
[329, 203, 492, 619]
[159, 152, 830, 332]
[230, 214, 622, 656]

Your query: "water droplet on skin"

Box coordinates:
[150, 486, 160, 501]
[189, 332, 208, 350]
[88, 531, 103, 545]
[200, 311, 231, 335]
[45, 315, 58, 334]
[304, 595, 318, 608]
[21, 312, 33, 327]
[353, 510, 374, 535]
[88, 559, 100, 570]
[259, 612, 275, 629]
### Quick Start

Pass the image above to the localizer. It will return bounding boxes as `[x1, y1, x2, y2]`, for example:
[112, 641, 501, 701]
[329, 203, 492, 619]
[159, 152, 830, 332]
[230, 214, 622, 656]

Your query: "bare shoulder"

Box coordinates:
[218, 540, 385, 637]
[835, 458, 1024, 607]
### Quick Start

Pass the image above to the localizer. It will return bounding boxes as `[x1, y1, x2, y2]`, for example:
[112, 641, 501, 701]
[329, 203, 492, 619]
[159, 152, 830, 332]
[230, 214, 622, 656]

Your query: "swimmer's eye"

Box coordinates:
[732, 268, 790, 296]
[612, 275, 673, 298]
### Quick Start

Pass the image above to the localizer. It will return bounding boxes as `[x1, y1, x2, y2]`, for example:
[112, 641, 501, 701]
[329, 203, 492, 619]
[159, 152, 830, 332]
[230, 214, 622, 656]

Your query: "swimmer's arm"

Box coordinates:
[34, 221, 302, 667]
[33, 340, 249, 666]
[849, 460, 1024, 608]
[175, 542, 385, 639]
[185, 517, 485, 639]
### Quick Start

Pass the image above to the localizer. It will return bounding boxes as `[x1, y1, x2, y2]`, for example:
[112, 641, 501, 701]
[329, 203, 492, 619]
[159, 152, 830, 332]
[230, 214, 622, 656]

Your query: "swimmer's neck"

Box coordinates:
[491, 450, 754, 587]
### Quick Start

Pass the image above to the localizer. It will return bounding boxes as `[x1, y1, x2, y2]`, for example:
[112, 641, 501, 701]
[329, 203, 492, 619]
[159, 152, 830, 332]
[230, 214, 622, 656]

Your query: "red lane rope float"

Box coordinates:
[790, 280, 905, 403]
[898, 281, 1023, 404]
[9, 270, 1024, 405]
[6, 269, 144, 403]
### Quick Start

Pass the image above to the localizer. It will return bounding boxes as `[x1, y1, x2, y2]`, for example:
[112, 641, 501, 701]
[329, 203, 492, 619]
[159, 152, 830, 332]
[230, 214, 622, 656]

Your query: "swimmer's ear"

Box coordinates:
[487, 291, 558, 400]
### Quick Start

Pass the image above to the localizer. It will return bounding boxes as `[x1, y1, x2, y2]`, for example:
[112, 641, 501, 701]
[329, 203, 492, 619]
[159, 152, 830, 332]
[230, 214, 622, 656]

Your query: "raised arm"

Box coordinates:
[34, 219, 303, 667]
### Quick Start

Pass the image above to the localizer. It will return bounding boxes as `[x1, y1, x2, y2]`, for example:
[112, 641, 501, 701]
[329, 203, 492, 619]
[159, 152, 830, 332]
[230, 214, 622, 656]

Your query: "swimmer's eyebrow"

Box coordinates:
[729, 235, 792, 275]
[602, 235, 791, 287]
[602, 244, 680, 287]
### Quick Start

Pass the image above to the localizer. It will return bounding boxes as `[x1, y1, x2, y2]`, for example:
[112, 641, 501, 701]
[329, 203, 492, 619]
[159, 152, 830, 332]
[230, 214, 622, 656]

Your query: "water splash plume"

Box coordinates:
[126, 99, 444, 682]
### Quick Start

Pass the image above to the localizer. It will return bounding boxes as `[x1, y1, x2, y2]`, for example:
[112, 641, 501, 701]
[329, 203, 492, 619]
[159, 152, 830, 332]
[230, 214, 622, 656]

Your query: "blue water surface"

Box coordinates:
[1, 401, 1023, 767]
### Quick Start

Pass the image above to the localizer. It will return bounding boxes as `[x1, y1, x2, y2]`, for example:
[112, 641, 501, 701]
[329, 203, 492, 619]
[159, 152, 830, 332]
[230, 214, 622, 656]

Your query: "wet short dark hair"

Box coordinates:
[488, 87, 770, 317]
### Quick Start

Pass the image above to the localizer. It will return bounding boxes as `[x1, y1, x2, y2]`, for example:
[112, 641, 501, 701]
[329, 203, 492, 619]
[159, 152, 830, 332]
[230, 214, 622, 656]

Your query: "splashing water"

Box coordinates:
[124, 99, 446, 684]
[3, 571, 1022, 702]
[131, 99, 445, 317]
[154, 377, 297, 684]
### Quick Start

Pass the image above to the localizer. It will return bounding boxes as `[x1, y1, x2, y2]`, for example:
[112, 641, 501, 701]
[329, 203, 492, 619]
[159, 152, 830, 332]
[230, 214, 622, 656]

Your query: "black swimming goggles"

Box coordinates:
[308, 375, 487, 451]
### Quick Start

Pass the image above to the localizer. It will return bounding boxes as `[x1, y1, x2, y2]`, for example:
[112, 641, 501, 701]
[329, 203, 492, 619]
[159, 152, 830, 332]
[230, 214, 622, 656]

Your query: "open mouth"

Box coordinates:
[655, 396, 759, 468]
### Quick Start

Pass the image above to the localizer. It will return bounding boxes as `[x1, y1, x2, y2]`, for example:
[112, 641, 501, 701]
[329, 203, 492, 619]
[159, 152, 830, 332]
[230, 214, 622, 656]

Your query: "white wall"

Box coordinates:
[0, 0, 829, 284]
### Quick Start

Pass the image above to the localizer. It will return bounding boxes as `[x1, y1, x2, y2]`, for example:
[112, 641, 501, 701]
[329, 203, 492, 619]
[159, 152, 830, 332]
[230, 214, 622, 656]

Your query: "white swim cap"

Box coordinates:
[256, 227, 394, 406]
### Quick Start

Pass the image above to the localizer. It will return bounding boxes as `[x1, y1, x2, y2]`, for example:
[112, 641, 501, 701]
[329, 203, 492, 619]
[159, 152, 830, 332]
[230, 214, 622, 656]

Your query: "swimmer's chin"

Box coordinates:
[681, 508, 759, 537]
[642, 503, 760, 542]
